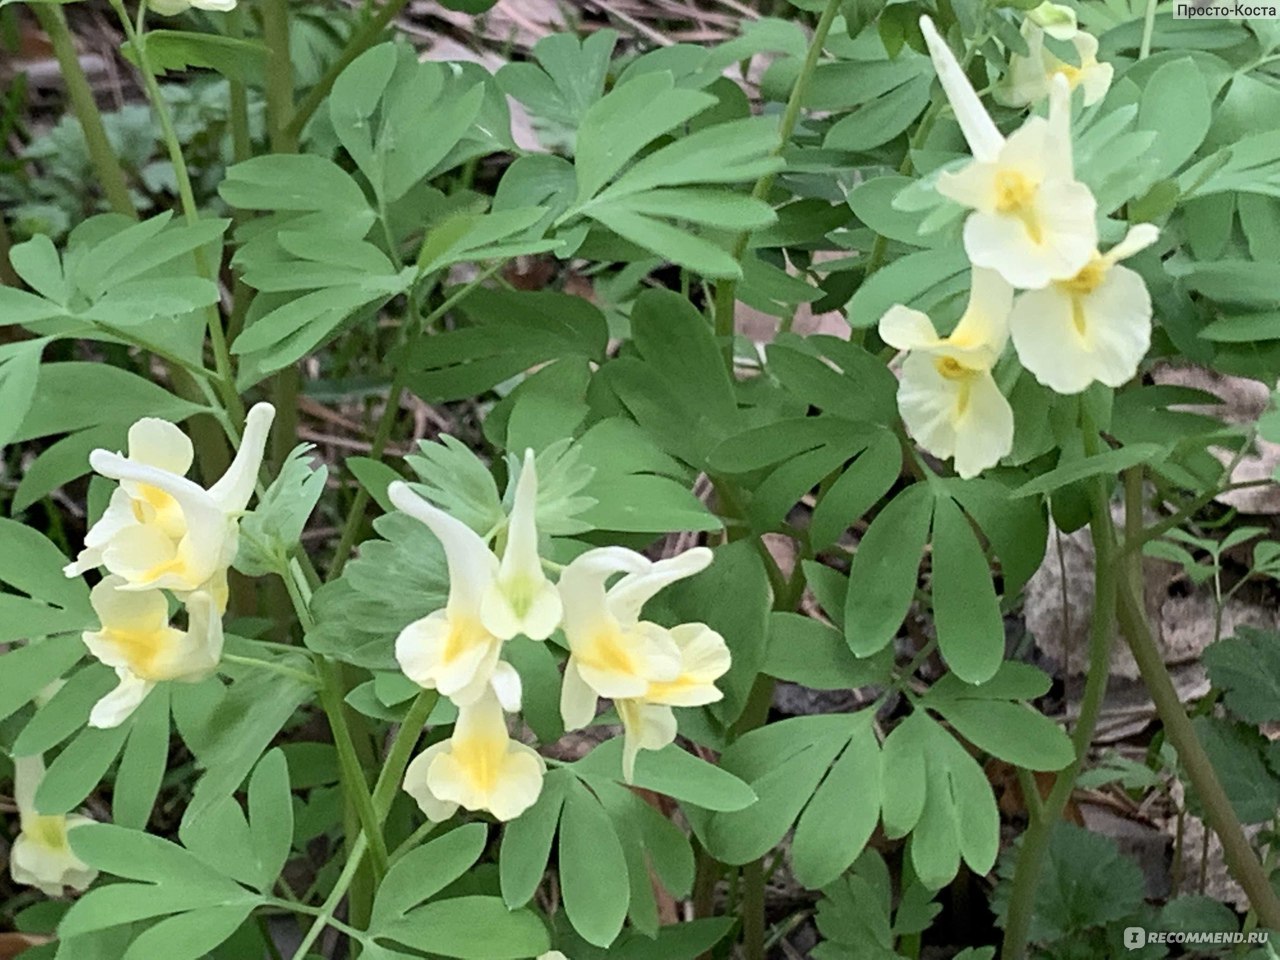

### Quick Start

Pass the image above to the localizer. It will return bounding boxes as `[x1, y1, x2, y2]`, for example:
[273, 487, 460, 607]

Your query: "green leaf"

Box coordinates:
[0, 633, 85, 723]
[845, 247, 969, 328]
[844, 484, 933, 657]
[220, 155, 371, 220]
[501, 770, 567, 908]
[571, 740, 756, 812]
[1193, 715, 1280, 824]
[992, 822, 1145, 941]
[560, 779, 630, 946]
[14, 665, 114, 756]
[573, 72, 716, 201]
[791, 712, 881, 888]
[0, 340, 44, 448]
[13, 363, 205, 445]
[112, 687, 171, 830]
[247, 749, 294, 892]
[930, 698, 1073, 771]
[68, 822, 250, 894]
[809, 429, 902, 551]
[403, 435, 504, 534]
[691, 714, 854, 864]
[496, 30, 618, 129]
[36, 721, 132, 815]
[824, 75, 932, 152]
[236, 445, 328, 577]
[1138, 57, 1212, 180]
[123, 31, 267, 83]
[765, 613, 892, 690]
[1013, 444, 1165, 498]
[1203, 628, 1280, 724]
[931, 495, 1004, 684]
[373, 823, 489, 927]
[378, 897, 550, 959]
[398, 288, 607, 403]
[120, 903, 256, 960]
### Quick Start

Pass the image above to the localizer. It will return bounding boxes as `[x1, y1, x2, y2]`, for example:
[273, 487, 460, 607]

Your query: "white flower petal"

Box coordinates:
[559, 658, 598, 731]
[879, 306, 940, 352]
[645, 623, 731, 708]
[126, 418, 194, 476]
[919, 16, 1005, 163]
[951, 372, 1015, 479]
[403, 742, 457, 822]
[206, 402, 275, 514]
[605, 548, 713, 626]
[89, 670, 154, 728]
[389, 482, 499, 617]
[616, 700, 678, 783]
[490, 659, 523, 713]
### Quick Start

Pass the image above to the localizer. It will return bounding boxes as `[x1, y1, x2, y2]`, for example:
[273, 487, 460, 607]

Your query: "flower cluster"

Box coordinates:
[63, 404, 275, 727]
[880, 16, 1156, 479]
[392, 451, 730, 823]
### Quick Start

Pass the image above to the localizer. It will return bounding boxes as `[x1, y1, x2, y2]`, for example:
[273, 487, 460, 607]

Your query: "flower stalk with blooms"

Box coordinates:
[880, 268, 1016, 479]
[558, 546, 730, 781]
[1009, 224, 1159, 394]
[919, 16, 1097, 290]
[65, 403, 276, 611]
[996, 19, 1113, 109]
[402, 689, 545, 822]
[390, 450, 559, 707]
[8, 756, 97, 896]
[81, 576, 224, 728]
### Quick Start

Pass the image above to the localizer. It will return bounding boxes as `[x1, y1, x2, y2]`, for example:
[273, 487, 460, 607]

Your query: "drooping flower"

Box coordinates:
[880, 268, 1016, 479]
[82, 576, 223, 728]
[390, 451, 558, 705]
[557, 546, 729, 781]
[614, 622, 731, 781]
[402, 689, 544, 822]
[1026, 1, 1079, 39]
[996, 20, 1113, 109]
[66, 403, 276, 610]
[1009, 224, 1159, 395]
[8, 756, 97, 896]
[919, 16, 1097, 289]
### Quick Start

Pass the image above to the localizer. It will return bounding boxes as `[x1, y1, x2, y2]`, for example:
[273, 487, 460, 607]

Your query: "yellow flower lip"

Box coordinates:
[934, 355, 983, 382]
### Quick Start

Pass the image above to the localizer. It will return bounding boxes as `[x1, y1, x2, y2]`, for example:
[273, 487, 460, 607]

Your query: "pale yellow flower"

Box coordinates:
[67, 404, 275, 609]
[390, 453, 559, 706]
[82, 576, 223, 728]
[997, 21, 1113, 109]
[558, 547, 728, 781]
[403, 689, 544, 822]
[919, 16, 1097, 290]
[9, 756, 97, 897]
[1026, 1, 1079, 40]
[1009, 224, 1158, 394]
[881, 268, 1015, 479]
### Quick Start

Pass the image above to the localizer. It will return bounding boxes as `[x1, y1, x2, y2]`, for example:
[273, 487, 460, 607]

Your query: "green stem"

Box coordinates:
[1139, 0, 1158, 59]
[711, 0, 842, 364]
[109, 0, 245, 430]
[281, 565, 391, 882]
[742, 860, 766, 960]
[221, 653, 319, 687]
[388, 819, 440, 867]
[1001, 440, 1119, 960]
[1114, 546, 1280, 931]
[371, 690, 438, 816]
[284, 0, 412, 141]
[288, 832, 369, 960]
[31, 4, 135, 218]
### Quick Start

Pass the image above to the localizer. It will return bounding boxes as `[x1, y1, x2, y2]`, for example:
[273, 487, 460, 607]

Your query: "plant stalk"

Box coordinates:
[711, 0, 843, 363]
[32, 3, 135, 218]
[1000, 466, 1119, 960]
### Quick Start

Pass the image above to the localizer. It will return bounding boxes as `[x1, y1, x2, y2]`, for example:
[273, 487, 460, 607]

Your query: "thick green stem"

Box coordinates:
[371, 690, 438, 817]
[32, 4, 135, 218]
[711, 0, 843, 363]
[109, 0, 244, 430]
[1000, 464, 1119, 960]
[742, 859, 766, 960]
[289, 832, 369, 960]
[1114, 545, 1280, 930]
[284, 0, 412, 141]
